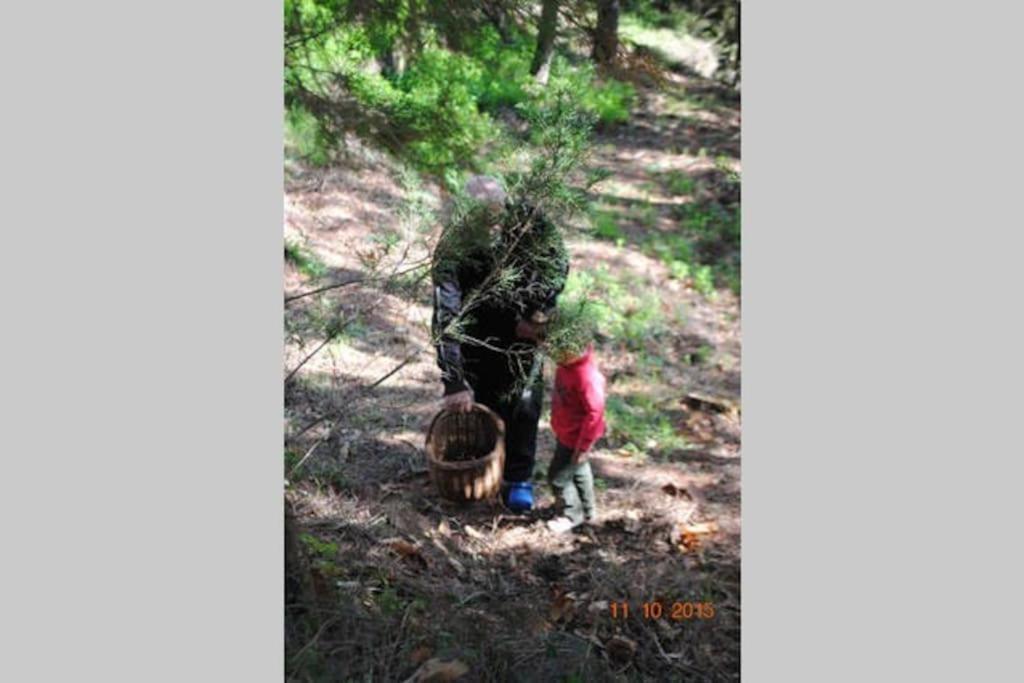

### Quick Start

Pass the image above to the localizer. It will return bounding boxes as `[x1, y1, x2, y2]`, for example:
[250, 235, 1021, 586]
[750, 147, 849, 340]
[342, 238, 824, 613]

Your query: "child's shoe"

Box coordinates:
[546, 516, 582, 534]
[503, 481, 534, 512]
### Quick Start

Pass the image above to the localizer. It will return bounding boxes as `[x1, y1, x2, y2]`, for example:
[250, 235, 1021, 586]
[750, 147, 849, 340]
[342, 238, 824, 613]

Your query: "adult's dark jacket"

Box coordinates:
[431, 201, 569, 396]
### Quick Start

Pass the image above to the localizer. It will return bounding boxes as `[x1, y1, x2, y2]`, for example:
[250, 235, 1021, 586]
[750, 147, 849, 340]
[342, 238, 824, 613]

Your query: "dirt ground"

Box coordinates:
[284, 66, 740, 682]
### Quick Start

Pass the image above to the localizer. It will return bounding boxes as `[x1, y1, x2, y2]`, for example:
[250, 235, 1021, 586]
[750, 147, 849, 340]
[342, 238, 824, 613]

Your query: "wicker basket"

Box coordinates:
[425, 403, 506, 502]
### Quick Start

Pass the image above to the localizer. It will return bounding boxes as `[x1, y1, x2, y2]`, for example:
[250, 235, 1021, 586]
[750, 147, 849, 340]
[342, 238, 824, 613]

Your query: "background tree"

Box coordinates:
[530, 0, 560, 84]
[592, 0, 620, 66]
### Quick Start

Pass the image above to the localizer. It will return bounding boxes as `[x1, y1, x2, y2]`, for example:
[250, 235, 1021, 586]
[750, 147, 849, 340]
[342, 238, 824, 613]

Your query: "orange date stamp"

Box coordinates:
[609, 601, 716, 621]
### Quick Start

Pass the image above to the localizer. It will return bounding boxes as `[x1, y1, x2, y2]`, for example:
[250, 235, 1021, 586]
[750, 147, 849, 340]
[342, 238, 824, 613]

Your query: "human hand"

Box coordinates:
[572, 449, 589, 464]
[443, 389, 474, 413]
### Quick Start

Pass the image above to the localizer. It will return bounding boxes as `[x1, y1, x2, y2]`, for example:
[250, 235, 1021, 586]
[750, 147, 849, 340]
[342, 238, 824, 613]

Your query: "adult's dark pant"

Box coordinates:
[464, 348, 543, 483]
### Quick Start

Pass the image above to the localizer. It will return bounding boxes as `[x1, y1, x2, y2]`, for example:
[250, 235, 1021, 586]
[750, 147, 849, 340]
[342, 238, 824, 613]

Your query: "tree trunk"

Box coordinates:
[530, 0, 560, 85]
[285, 497, 311, 613]
[592, 0, 620, 66]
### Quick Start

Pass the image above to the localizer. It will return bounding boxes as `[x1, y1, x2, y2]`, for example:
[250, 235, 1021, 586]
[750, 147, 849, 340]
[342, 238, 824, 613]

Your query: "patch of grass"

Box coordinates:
[620, 292, 666, 349]
[285, 240, 328, 279]
[663, 169, 695, 196]
[579, 76, 635, 125]
[285, 105, 332, 166]
[634, 201, 659, 229]
[693, 264, 715, 297]
[299, 533, 338, 560]
[668, 259, 690, 281]
[377, 587, 402, 616]
[685, 344, 713, 366]
[672, 199, 740, 295]
[311, 469, 352, 493]
[370, 229, 402, 254]
[590, 209, 626, 242]
[644, 232, 692, 265]
[342, 320, 370, 341]
[606, 394, 687, 453]
[285, 449, 301, 473]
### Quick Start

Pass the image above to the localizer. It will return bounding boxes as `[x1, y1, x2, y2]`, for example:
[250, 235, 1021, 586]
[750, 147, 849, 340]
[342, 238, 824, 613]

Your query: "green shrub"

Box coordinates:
[463, 29, 535, 110]
[582, 77, 636, 125]
[285, 240, 328, 279]
[555, 62, 636, 125]
[391, 46, 498, 170]
[644, 233, 692, 265]
[625, 200, 658, 229]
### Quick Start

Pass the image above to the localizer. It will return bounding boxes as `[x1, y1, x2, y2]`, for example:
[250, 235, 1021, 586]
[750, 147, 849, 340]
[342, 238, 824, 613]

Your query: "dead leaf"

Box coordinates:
[437, 519, 451, 536]
[682, 411, 717, 443]
[410, 646, 432, 665]
[548, 590, 577, 623]
[622, 512, 642, 534]
[678, 521, 718, 552]
[403, 658, 469, 683]
[463, 525, 485, 540]
[389, 540, 428, 569]
[390, 539, 418, 556]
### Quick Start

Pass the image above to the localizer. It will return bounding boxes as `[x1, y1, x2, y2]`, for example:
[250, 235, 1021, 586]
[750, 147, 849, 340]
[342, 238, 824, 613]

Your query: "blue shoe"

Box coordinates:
[504, 481, 534, 512]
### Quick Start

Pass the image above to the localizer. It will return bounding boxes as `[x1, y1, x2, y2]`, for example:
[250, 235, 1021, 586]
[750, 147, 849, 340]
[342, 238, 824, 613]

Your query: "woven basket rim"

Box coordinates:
[425, 403, 505, 471]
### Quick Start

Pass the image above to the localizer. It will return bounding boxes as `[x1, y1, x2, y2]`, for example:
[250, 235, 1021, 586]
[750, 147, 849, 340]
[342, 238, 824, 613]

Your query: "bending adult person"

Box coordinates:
[431, 175, 569, 512]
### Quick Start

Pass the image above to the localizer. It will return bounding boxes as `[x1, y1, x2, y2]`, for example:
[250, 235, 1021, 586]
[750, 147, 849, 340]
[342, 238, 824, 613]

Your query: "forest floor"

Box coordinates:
[284, 62, 740, 682]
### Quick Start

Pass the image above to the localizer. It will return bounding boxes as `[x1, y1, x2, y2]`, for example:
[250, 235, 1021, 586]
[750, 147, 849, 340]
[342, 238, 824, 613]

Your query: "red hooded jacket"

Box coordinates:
[551, 346, 607, 453]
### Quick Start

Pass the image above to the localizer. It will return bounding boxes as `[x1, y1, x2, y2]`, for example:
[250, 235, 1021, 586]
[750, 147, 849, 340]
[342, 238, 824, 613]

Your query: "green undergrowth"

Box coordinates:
[285, 240, 328, 279]
[605, 394, 687, 454]
[285, 21, 636, 175]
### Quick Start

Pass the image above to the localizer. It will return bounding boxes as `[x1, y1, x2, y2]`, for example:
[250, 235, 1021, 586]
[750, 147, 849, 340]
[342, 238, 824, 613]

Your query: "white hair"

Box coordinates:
[464, 175, 507, 208]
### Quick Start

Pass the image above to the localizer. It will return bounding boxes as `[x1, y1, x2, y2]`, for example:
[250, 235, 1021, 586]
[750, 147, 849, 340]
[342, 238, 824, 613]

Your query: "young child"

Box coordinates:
[546, 323, 607, 533]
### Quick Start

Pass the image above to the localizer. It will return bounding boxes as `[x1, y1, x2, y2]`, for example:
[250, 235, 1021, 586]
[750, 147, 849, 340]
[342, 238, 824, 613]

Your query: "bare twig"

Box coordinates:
[285, 331, 341, 384]
[287, 616, 339, 674]
[367, 349, 421, 389]
[289, 414, 328, 441]
[285, 260, 429, 304]
[287, 348, 424, 478]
